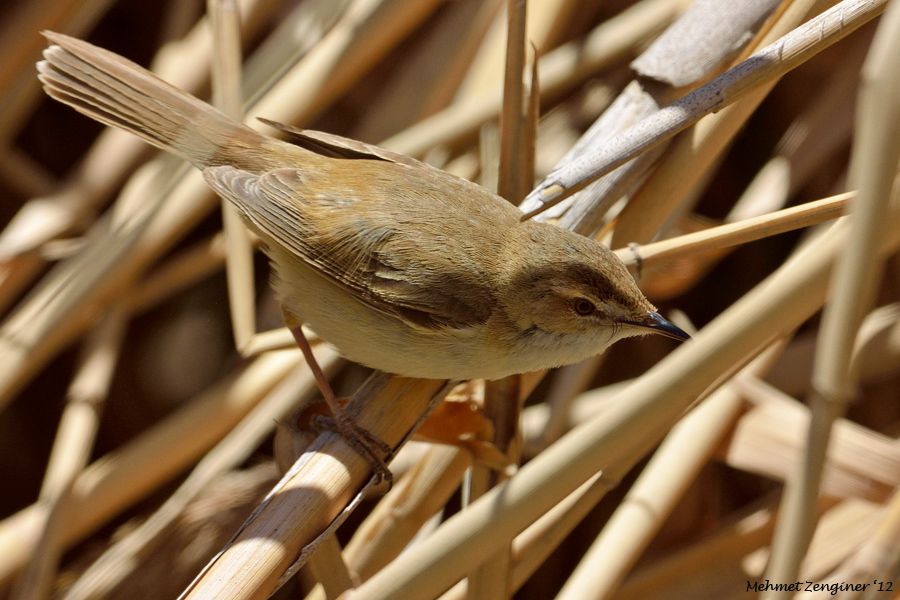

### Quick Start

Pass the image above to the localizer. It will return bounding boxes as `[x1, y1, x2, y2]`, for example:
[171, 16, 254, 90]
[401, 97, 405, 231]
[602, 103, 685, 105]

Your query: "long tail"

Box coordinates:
[37, 31, 268, 168]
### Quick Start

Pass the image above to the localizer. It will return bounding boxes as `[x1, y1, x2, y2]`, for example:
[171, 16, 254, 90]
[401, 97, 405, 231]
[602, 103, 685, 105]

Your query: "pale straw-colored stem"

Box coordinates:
[11, 310, 126, 600]
[555, 342, 785, 600]
[61, 350, 338, 600]
[614, 191, 854, 269]
[468, 2, 530, 596]
[208, 0, 257, 352]
[763, 2, 900, 593]
[381, 0, 683, 156]
[0, 350, 301, 586]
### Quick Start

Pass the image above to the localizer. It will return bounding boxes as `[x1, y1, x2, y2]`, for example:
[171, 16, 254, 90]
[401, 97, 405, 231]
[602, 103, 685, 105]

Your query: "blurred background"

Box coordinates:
[0, 0, 897, 598]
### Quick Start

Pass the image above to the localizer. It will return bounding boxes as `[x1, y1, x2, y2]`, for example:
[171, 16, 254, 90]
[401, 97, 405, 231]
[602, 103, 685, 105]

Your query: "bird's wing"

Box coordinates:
[258, 118, 430, 170]
[204, 165, 495, 331]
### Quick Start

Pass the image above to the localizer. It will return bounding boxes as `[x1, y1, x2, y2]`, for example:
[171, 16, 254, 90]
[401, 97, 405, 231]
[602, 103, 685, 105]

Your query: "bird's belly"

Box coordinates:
[270, 251, 616, 380]
[269, 255, 493, 378]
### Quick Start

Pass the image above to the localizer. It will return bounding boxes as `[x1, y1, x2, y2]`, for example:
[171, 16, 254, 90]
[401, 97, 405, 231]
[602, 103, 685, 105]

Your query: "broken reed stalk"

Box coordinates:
[520, 0, 886, 220]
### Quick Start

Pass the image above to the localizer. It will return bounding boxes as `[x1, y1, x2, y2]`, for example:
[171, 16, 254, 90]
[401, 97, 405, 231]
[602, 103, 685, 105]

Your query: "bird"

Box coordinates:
[37, 31, 689, 477]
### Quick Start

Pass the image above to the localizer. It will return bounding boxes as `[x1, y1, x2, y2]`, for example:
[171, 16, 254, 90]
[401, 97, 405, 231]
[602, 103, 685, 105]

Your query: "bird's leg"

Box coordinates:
[289, 325, 393, 485]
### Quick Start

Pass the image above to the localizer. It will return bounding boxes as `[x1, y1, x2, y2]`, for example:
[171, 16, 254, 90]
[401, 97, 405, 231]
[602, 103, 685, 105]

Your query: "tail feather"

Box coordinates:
[38, 31, 264, 167]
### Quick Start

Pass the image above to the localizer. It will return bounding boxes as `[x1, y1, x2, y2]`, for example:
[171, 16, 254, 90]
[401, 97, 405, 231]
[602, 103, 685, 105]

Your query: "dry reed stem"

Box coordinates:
[122, 233, 227, 314]
[628, 44, 862, 295]
[182, 364, 540, 598]
[208, 0, 257, 352]
[527, 353, 604, 454]
[616, 496, 780, 599]
[11, 309, 125, 600]
[0, 162, 201, 408]
[245, 0, 442, 129]
[757, 304, 900, 399]
[609, 0, 841, 246]
[179, 375, 453, 599]
[305, 534, 355, 600]
[341, 445, 471, 582]
[632, 0, 783, 87]
[352, 0, 502, 143]
[750, 498, 886, 588]
[121, 231, 316, 352]
[0, 0, 278, 332]
[555, 342, 785, 600]
[0, 349, 302, 585]
[381, 0, 683, 156]
[497, 0, 529, 205]
[764, 3, 900, 583]
[521, 0, 884, 221]
[726, 36, 865, 218]
[241, 0, 352, 105]
[614, 191, 854, 268]
[467, 2, 531, 595]
[454, 0, 576, 104]
[440, 473, 610, 600]
[817, 489, 900, 598]
[548, 0, 781, 232]
[520, 379, 631, 449]
[531, 0, 804, 229]
[348, 192, 900, 599]
[727, 377, 900, 501]
[3, 1, 892, 587]
[849, 302, 900, 382]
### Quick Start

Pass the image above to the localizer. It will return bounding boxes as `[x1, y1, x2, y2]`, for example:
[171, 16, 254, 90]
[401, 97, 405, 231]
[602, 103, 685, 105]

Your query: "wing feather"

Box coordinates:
[203, 165, 495, 330]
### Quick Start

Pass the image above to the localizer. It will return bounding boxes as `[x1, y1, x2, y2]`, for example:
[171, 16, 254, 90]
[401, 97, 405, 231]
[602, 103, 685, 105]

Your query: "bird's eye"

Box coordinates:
[573, 298, 596, 316]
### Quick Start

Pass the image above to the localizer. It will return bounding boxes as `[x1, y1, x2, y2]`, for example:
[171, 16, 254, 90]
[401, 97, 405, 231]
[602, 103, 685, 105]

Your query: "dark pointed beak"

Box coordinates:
[627, 311, 691, 342]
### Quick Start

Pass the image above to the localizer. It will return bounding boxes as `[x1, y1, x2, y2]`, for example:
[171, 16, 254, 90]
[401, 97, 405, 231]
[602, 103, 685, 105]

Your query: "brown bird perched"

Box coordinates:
[38, 31, 688, 476]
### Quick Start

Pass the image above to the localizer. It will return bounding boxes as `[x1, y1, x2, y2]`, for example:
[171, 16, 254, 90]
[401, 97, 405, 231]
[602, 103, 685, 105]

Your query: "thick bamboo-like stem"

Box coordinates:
[180, 376, 453, 599]
[520, 0, 885, 220]
[763, 3, 900, 594]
